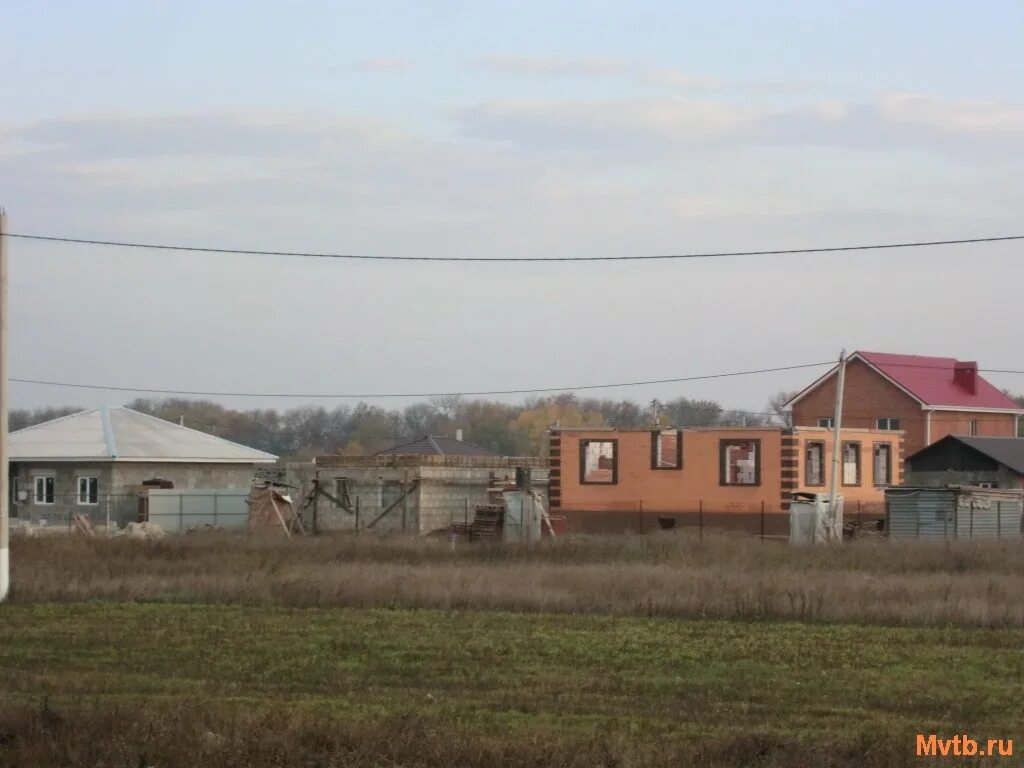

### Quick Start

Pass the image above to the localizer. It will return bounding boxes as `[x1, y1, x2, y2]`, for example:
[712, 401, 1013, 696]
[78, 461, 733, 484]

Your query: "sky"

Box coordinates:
[2, 0, 1023, 415]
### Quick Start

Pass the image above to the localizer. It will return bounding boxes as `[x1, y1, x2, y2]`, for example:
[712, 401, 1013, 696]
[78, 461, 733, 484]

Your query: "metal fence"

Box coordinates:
[10, 492, 251, 532]
[12, 492, 915, 541]
[307, 496, 889, 540]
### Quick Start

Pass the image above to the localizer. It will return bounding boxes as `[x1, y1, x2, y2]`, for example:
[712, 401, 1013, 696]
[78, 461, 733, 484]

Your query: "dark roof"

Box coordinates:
[909, 435, 1024, 475]
[375, 435, 500, 457]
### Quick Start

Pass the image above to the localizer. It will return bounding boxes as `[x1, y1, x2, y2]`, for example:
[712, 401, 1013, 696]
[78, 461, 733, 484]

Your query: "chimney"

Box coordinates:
[953, 361, 978, 394]
[178, 414, 185, 427]
[455, 428, 463, 442]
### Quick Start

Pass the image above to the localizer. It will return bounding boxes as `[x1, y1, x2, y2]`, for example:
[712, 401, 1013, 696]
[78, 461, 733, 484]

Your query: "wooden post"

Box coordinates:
[355, 496, 360, 533]
[0, 210, 8, 601]
[401, 471, 408, 532]
[312, 470, 320, 535]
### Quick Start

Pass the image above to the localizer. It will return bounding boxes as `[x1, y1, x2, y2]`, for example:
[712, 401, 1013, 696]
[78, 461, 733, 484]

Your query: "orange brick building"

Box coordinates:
[548, 425, 902, 535]
[786, 351, 1023, 462]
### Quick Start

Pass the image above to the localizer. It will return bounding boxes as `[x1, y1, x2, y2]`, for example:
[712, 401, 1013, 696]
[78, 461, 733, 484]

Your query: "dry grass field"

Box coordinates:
[9, 530, 1024, 627]
[3, 532, 1023, 767]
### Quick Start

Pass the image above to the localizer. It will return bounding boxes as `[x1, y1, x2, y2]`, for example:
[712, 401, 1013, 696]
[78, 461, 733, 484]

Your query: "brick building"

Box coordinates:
[786, 351, 1022, 463]
[548, 425, 902, 534]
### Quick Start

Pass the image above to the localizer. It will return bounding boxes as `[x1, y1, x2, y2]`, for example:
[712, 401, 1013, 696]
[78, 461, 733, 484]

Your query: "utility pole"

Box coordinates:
[0, 210, 9, 601]
[825, 349, 847, 543]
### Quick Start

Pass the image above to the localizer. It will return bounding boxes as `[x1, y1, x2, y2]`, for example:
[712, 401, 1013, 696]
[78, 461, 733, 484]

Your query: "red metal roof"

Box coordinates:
[855, 351, 1021, 410]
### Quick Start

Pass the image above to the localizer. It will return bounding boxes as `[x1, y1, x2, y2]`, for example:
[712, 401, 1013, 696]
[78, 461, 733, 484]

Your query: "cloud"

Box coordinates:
[477, 55, 630, 77]
[877, 92, 1024, 134]
[4, 107, 1022, 417]
[456, 99, 747, 152]
[354, 58, 412, 73]
[454, 93, 1024, 158]
[475, 55, 719, 90]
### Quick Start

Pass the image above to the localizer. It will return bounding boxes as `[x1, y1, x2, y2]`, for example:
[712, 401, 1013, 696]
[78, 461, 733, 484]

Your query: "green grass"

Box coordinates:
[2, 602, 1023, 765]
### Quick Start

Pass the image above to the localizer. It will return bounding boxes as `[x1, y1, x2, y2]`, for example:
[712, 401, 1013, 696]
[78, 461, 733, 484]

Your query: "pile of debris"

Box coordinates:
[248, 483, 305, 536]
[113, 521, 166, 540]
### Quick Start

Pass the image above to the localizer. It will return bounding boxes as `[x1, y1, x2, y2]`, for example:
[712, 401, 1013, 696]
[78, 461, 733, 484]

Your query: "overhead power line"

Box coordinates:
[4, 232, 1023, 263]
[10, 359, 1024, 400]
[9, 362, 833, 399]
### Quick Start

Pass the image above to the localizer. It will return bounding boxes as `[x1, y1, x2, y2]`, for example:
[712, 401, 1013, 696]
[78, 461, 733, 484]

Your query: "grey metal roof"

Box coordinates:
[8, 407, 278, 463]
[911, 435, 1024, 475]
[376, 435, 500, 457]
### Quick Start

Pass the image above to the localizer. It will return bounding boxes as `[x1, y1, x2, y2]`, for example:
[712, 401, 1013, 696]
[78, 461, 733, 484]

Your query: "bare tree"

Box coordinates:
[767, 391, 797, 427]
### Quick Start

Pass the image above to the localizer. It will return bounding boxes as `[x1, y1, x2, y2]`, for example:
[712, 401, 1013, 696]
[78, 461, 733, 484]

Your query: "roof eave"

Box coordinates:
[924, 405, 1024, 415]
[9, 456, 277, 464]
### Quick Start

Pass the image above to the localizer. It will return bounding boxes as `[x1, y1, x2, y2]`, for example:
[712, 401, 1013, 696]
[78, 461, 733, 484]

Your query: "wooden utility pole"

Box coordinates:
[0, 210, 9, 601]
[825, 349, 847, 543]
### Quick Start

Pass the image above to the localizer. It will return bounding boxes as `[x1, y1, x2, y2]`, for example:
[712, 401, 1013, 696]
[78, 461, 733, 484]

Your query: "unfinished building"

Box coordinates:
[288, 454, 548, 535]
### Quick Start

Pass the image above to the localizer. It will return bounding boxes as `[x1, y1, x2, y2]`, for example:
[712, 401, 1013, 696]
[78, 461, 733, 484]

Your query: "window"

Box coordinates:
[805, 441, 825, 486]
[77, 476, 99, 505]
[872, 444, 891, 487]
[11, 477, 24, 505]
[33, 475, 55, 505]
[580, 439, 617, 484]
[842, 442, 861, 486]
[971, 481, 998, 489]
[817, 417, 834, 428]
[720, 440, 760, 486]
[651, 430, 682, 470]
[876, 418, 900, 431]
[970, 419, 979, 436]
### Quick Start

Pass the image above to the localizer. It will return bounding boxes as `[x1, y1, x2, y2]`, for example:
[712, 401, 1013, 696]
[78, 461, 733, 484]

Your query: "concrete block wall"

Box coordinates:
[111, 463, 259, 490]
[9, 461, 262, 528]
[10, 462, 115, 526]
[287, 461, 549, 534]
[287, 463, 418, 532]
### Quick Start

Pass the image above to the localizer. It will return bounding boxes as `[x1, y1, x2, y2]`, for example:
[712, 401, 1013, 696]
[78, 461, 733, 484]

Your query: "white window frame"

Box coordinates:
[817, 417, 834, 428]
[876, 417, 900, 431]
[77, 476, 99, 506]
[33, 474, 56, 505]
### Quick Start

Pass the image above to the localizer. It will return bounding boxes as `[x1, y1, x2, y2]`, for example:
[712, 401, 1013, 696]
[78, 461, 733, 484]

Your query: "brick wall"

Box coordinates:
[792, 359, 923, 447]
[792, 359, 1018, 460]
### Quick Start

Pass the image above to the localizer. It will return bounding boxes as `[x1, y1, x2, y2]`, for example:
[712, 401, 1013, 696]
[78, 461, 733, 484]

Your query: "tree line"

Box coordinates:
[14, 391, 1022, 459]
[8, 393, 795, 460]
